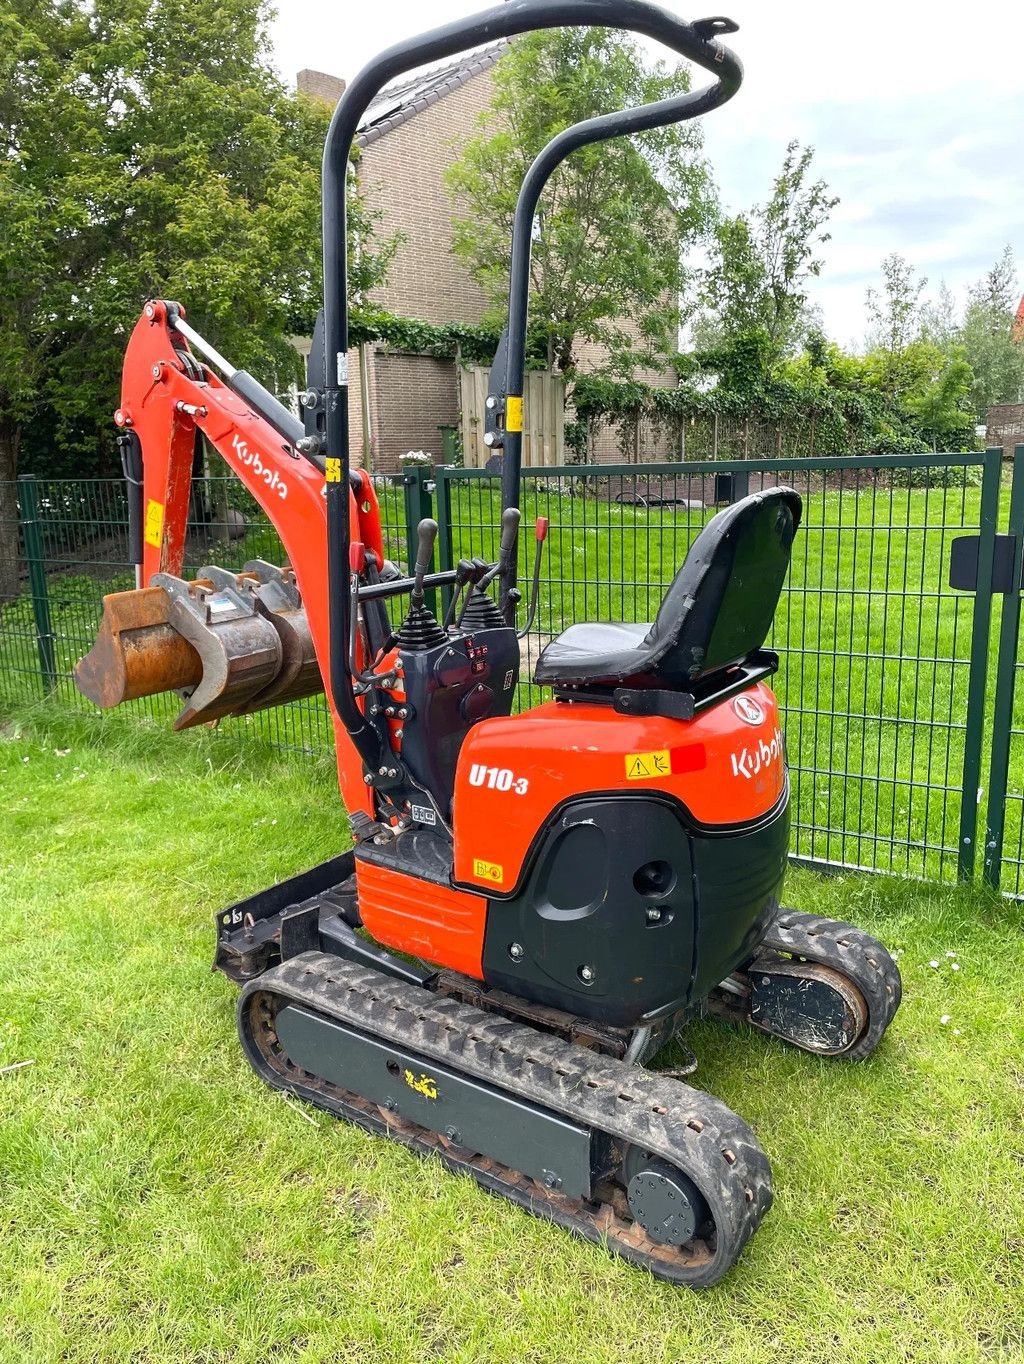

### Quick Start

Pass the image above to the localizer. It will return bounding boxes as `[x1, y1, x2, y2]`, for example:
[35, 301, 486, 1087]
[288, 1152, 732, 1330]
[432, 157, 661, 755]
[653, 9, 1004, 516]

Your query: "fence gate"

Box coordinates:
[983, 444, 1024, 891]
[459, 366, 564, 469]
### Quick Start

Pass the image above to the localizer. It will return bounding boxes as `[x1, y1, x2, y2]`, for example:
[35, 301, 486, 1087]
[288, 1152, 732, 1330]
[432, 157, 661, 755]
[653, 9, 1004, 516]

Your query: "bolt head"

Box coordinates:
[378, 767, 388, 776]
[508, 942, 524, 962]
[151, 364, 162, 379]
[483, 432, 496, 447]
[485, 396, 497, 410]
[364, 773, 374, 784]
[646, 907, 661, 923]
[579, 965, 595, 984]
[144, 302, 156, 319]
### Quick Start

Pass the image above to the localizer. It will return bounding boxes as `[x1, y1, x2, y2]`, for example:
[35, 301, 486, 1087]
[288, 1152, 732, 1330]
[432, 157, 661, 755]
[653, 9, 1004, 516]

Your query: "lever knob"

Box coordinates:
[498, 507, 521, 557]
[414, 518, 438, 579]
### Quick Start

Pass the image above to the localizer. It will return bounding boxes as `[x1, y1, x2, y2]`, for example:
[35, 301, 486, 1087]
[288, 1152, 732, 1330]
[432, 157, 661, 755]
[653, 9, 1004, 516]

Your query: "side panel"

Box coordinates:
[479, 791, 790, 1028]
[355, 857, 489, 979]
[452, 683, 785, 896]
[481, 797, 696, 1027]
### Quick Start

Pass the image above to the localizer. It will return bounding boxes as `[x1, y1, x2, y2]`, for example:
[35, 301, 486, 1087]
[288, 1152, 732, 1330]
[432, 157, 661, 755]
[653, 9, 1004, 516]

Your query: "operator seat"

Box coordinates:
[534, 487, 802, 689]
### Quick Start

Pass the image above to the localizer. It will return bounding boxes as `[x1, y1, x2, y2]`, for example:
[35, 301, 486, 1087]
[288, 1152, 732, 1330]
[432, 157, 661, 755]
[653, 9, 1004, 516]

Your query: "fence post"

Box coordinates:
[17, 473, 57, 693]
[434, 467, 455, 620]
[983, 444, 1024, 889]
[401, 464, 436, 614]
[958, 448, 1003, 882]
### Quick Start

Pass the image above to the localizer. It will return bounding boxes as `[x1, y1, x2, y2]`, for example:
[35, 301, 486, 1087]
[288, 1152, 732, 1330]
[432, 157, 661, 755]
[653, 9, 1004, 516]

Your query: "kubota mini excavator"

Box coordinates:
[75, 0, 902, 1287]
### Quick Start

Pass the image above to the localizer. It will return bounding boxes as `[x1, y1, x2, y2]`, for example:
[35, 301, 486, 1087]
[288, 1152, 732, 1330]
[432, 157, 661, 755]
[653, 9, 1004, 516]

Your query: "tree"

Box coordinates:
[919, 281, 959, 349]
[695, 141, 838, 364]
[903, 347, 976, 451]
[0, 0, 393, 600]
[957, 246, 1024, 417]
[446, 27, 716, 374]
[865, 253, 926, 397]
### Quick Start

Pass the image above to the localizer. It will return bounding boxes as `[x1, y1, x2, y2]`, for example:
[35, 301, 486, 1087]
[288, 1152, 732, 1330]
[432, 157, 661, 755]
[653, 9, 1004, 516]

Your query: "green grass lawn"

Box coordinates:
[2, 704, 1022, 1364]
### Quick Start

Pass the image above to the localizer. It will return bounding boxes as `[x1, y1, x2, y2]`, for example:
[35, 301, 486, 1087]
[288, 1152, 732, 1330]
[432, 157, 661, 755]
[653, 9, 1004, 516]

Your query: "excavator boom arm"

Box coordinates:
[78, 299, 382, 815]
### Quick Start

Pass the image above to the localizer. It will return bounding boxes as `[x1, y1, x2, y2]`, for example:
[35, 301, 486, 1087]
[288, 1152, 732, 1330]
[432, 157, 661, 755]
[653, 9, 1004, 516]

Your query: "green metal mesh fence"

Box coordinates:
[0, 452, 1005, 886]
[437, 455, 993, 883]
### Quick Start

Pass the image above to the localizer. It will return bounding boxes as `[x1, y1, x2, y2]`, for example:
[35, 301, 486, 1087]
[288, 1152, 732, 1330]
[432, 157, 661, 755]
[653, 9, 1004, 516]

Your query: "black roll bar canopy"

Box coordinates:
[320, 1, 742, 762]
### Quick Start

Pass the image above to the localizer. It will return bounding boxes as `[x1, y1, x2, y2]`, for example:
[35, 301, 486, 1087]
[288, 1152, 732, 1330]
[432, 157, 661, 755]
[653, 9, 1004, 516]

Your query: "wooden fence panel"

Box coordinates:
[460, 366, 564, 468]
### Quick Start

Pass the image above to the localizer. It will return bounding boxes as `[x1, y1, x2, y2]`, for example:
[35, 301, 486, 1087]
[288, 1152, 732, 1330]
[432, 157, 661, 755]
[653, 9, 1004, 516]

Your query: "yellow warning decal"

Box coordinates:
[625, 749, 671, 781]
[506, 395, 523, 433]
[325, 457, 343, 483]
[403, 1069, 438, 1100]
[473, 858, 504, 885]
[143, 499, 164, 550]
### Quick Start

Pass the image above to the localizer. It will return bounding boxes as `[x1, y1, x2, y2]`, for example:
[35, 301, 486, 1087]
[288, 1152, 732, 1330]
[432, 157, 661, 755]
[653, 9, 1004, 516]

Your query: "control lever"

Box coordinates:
[443, 558, 480, 631]
[517, 517, 549, 639]
[411, 518, 438, 606]
[479, 507, 521, 589]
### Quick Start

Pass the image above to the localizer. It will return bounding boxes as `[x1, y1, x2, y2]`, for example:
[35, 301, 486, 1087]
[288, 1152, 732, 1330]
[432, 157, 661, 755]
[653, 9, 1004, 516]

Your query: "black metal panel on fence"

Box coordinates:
[948, 533, 1018, 594]
[2, 448, 1020, 891]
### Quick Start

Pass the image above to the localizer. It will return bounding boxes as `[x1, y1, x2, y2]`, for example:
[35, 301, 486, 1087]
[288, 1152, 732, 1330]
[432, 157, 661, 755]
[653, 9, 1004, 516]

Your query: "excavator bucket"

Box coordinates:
[74, 587, 203, 709]
[74, 563, 323, 729]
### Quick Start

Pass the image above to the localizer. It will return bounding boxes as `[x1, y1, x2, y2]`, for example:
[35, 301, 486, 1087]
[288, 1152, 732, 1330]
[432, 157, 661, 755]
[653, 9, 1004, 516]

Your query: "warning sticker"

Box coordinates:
[473, 858, 504, 885]
[143, 499, 164, 549]
[625, 749, 671, 781]
[325, 457, 343, 483]
[505, 395, 523, 433]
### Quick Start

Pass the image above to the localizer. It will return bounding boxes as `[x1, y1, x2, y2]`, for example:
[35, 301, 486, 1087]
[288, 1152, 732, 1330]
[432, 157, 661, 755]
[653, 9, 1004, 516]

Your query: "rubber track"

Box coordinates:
[711, 907, 903, 1062]
[238, 951, 773, 1288]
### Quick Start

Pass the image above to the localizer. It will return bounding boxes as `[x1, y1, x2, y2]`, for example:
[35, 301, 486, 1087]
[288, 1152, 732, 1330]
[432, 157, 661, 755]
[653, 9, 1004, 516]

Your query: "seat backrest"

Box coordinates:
[646, 487, 802, 682]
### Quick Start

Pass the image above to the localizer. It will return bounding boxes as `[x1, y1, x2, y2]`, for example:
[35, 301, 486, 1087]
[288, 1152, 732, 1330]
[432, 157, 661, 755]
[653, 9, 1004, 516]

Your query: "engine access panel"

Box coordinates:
[397, 626, 520, 813]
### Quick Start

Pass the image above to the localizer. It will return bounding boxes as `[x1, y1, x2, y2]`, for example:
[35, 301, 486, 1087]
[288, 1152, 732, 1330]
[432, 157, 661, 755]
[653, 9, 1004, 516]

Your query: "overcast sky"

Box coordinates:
[270, 0, 1024, 348]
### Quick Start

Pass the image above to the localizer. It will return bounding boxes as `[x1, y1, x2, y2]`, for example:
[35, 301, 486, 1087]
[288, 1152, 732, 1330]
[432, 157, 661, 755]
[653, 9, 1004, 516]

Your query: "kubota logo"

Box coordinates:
[730, 726, 784, 780]
[231, 434, 288, 500]
[733, 695, 764, 726]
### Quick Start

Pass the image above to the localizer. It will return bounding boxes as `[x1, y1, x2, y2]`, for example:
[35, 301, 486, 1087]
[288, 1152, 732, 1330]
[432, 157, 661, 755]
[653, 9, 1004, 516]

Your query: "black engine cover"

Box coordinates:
[482, 793, 788, 1028]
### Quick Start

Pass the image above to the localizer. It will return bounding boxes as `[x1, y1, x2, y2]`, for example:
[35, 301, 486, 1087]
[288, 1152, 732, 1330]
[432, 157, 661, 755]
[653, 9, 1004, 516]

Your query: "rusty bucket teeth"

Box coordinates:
[73, 565, 324, 728]
[237, 560, 323, 711]
[154, 571, 282, 729]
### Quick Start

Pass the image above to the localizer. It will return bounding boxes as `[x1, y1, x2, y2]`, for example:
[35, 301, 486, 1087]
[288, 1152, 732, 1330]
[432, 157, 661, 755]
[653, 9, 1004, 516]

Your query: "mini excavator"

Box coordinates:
[75, 0, 902, 1287]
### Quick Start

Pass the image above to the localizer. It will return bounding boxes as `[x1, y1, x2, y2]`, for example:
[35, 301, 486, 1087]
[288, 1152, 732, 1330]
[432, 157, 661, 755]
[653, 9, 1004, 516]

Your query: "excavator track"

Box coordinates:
[707, 908, 902, 1061]
[238, 951, 772, 1288]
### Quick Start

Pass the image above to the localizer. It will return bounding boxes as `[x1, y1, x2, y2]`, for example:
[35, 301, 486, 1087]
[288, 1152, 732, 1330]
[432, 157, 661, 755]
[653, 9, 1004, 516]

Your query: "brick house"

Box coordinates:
[297, 46, 677, 471]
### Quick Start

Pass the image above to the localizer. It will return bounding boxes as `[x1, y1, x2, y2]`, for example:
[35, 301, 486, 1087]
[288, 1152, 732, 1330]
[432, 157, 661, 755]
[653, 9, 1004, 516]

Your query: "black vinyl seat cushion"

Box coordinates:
[535, 487, 802, 688]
